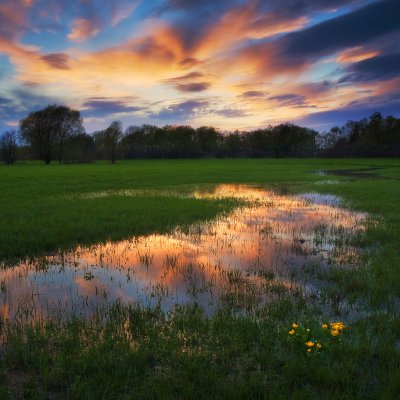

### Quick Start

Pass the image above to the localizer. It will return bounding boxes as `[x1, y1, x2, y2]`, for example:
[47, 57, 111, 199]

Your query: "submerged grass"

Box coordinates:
[0, 158, 400, 399]
[1, 195, 239, 265]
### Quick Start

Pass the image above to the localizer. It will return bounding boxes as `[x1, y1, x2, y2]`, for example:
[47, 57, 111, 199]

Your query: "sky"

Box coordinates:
[0, 0, 399, 133]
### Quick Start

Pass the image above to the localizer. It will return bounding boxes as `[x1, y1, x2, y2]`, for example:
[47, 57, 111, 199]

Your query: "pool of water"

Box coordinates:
[315, 168, 386, 180]
[0, 185, 367, 322]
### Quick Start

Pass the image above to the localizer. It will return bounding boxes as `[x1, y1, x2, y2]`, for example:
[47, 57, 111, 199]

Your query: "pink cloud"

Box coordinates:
[68, 18, 101, 43]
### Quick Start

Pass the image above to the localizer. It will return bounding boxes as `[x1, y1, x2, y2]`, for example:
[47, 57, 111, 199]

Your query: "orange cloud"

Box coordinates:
[336, 47, 380, 63]
[195, 3, 307, 58]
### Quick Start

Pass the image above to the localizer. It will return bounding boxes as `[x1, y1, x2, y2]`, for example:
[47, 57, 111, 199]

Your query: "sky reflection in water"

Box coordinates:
[0, 185, 367, 322]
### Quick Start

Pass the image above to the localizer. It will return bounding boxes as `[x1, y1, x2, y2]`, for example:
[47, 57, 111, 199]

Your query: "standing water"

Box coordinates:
[0, 185, 367, 322]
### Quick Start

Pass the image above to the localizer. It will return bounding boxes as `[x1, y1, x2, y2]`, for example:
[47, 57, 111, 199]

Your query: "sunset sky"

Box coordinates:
[0, 0, 399, 132]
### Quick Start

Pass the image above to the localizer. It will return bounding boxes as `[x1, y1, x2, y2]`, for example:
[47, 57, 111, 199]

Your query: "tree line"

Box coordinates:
[318, 112, 400, 157]
[1, 105, 399, 164]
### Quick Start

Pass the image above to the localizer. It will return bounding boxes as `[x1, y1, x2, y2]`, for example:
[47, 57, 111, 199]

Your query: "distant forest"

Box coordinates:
[1, 105, 399, 164]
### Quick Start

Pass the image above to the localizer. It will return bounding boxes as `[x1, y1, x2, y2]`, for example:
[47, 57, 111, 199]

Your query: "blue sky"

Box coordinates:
[0, 0, 399, 132]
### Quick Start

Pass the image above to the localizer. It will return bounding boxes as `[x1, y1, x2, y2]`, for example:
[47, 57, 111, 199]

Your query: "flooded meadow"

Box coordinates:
[0, 185, 368, 323]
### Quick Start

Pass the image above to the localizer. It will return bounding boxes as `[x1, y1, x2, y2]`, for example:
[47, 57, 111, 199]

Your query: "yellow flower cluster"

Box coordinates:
[288, 321, 347, 354]
[288, 323, 298, 335]
[305, 340, 322, 353]
[329, 321, 346, 337]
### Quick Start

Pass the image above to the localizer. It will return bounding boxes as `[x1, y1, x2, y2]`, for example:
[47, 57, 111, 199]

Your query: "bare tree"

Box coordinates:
[0, 130, 18, 164]
[20, 105, 83, 164]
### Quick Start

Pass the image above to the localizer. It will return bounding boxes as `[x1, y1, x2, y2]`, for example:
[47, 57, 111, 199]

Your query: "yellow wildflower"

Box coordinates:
[305, 341, 314, 347]
[289, 329, 295, 335]
[331, 330, 339, 336]
[316, 343, 322, 349]
[307, 349, 312, 353]
[292, 323, 299, 329]
[322, 323, 328, 329]
[330, 322, 346, 331]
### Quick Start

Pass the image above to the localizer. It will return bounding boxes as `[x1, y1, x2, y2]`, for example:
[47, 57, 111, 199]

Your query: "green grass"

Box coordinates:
[0, 158, 400, 399]
[0, 158, 397, 262]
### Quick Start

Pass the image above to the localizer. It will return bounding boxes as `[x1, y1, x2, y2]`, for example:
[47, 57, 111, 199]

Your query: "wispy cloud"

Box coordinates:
[82, 98, 144, 117]
[163, 72, 211, 92]
[68, 18, 101, 42]
[150, 100, 209, 121]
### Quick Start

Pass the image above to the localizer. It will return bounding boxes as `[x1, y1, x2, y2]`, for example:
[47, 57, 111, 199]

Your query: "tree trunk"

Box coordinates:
[59, 140, 63, 164]
[111, 146, 116, 163]
[44, 152, 51, 164]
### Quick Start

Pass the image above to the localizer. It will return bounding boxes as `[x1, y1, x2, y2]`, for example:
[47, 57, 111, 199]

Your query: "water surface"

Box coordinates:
[0, 185, 367, 322]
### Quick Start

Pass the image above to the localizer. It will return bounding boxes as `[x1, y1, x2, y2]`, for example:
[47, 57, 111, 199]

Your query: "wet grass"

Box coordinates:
[0, 158, 395, 261]
[0, 194, 239, 265]
[0, 158, 400, 399]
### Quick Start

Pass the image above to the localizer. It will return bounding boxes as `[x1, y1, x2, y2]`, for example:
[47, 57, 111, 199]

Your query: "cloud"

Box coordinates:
[268, 93, 308, 107]
[163, 71, 211, 92]
[0, 86, 60, 125]
[68, 18, 101, 43]
[171, 2, 308, 58]
[1, 0, 399, 132]
[66, 0, 139, 42]
[239, 91, 266, 98]
[159, 0, 357, 18]
[255, 0, 361, 19]
[340, 52, 400, 83]
[23, 81, 40, 87]
[82, 99, 144, 117]
[110, 0, 140, 26]
[11, 87, 59, 109]
[41, 53, 70, 69]
[173, 82, 211, 92]
[0, 96, 15, 121]
[0, 2, 30, 40]
[156, 0, 234, 15]
[279, 0, 400, 62]
[214, 108, 250, 118]
[168, 71, 203, 80]
[0, 97, 11, 106]
[179, 57, 202, 68]
[150, 100, 209, 120]
[295, 90, 400, 130]
[129, 30, 184, 65]
[154, 0, 365, 60]
[230, 0, 400, 80]
[335, 46, 381, 63]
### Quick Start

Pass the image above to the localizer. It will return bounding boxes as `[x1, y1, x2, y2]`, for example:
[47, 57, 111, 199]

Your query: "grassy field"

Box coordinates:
[0, 158, 399, 399]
